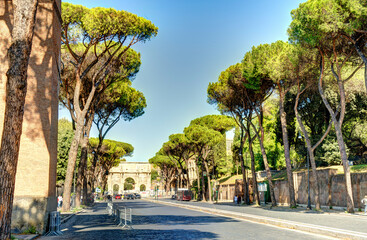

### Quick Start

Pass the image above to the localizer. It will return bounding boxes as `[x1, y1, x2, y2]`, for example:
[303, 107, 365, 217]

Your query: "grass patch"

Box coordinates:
[23, 226, 37, 234]
[71, 207, 84, 213]
[272, 171, 288, 181]
[351, 164, 367, 173]
[218, 175, 232, 184]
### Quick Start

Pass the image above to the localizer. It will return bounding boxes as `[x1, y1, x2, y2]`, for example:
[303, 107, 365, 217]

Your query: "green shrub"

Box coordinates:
[23, 226, 37, 234]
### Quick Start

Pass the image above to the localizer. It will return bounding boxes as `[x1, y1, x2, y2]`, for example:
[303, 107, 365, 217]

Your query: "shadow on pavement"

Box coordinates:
[133, 214, 239, 226]
[122, 229, 218, 240]
[114, 201, 164, 209]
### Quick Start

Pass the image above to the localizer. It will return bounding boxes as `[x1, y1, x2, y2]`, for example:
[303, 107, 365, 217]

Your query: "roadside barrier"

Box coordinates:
[108, 203, 133, 230]
[118, 207, 133, 230]
[106, 202, 113, 216]
[44, 211, 63, 236]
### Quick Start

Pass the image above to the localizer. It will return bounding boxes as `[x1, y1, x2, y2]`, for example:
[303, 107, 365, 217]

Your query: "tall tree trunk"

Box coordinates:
[0, 1, 38, 238]
[279, 90, 297, 208]
[63, 71, 97, 212]
[204, 161, 212, 202]
[247, 129, 260, 205]
[239, 127, 250, 204]
[249, 115, 277, 206]
[101, 169, 108, 195]
[196, 162, 201, 200]
[317, 53, 354, 213]
[200, 161, 207, 201]
[294, 86, 324, 210]
[75, 136, 86, 208]
[352, 39, 367, 92]
[76, 116, 93, 207]
[62, 117, 84, 212]
[185, 159, 191, 190]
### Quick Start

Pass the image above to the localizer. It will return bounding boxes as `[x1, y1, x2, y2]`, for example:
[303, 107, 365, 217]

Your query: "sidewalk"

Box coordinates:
[147, 198, 367, 240]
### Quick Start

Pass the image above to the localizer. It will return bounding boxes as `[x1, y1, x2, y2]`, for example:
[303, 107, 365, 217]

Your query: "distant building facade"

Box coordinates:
[107, 162, 152, 194]
[226, 139, 233, 156]
[187, 158, 197, 186]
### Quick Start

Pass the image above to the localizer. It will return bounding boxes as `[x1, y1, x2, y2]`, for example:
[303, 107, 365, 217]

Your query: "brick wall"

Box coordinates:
[0, 0, 60, 233]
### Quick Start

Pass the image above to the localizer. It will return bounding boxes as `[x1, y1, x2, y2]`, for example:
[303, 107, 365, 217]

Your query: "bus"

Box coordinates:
[177, 188, 192, 201]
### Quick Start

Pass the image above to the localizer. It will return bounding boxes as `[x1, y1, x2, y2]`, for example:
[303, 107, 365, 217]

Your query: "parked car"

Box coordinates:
[114, 194, 122, 200]
[125, 194, 135, 200]
[177, 189, 191, 201]
[134, 193, 141, 199]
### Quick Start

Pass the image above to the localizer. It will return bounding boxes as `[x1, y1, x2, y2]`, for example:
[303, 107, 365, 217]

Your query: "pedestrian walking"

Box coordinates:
[234, 195, 238, 204]
[57, 195, 63, 208]
[362, 195, 367, 215]
[237, 195, 241, 205]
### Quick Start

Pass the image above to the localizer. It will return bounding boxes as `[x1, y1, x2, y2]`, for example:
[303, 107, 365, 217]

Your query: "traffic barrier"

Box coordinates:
[114, 208, 120, 223]
[107, 203, 133, 230]
[44, 211, 63, 236]
[118, 207, 133, 230]
[106, 202, 113, 216]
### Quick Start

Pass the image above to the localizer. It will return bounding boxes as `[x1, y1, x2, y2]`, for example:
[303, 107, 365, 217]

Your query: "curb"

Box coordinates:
[61, 208, 87, 224]
[145, 199, 367, 240]
[12, 234, 39, 240]
[61, 213, 76, 224]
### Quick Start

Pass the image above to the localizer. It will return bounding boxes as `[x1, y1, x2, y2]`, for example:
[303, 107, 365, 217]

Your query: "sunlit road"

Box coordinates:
[39, 200, 334, 240]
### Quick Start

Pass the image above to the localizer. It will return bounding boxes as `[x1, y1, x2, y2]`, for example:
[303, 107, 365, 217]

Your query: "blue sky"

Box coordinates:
[60, 0, 304, 162]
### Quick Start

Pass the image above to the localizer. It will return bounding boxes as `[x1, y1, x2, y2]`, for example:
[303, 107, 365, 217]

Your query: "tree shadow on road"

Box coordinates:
[123, 229, 218, 239]
[133, 214, 239, 226]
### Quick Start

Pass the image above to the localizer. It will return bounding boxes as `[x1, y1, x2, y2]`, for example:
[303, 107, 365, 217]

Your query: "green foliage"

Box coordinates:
[189, 115, 235, 134]
[89, 138, 133, 172]
[162, 133, 192, 163]
[62, 3, 158, 41]
[124, 177, 135, 190]
[320, 136, 349, 165]
[140, 184, 146, 191]
[57, 119, 74, 185]
[151, 169, 159, 181]
[100, 80, 147, 122]
[288, 0, 367, 46]
[125, 177, 135, 184]
[212, 135, 232, 177]
[23, 226, 37, 234]
[184, 124, 222, 150]
[351, 164, 367, 172]
[343, 91, 367, 162]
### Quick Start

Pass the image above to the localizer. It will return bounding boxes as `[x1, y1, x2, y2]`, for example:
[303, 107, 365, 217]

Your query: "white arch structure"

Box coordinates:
[107, 162, 152, 194]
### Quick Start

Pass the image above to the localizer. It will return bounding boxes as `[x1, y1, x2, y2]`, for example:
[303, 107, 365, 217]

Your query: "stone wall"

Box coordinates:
[273, 169, 367, 208]
[0, 0, 61, 233]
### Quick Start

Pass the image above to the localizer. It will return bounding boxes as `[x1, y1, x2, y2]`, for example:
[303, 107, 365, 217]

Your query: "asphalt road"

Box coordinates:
[39, 200, 335, 240]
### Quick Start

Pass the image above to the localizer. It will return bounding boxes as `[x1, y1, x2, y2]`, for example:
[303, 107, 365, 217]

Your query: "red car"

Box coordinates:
[114, 194, 122, 199]
[177, 189, 191, 201]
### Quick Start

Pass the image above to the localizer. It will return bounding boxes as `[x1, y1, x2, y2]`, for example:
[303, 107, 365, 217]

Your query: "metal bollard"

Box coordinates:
[44, 211, 63, 236]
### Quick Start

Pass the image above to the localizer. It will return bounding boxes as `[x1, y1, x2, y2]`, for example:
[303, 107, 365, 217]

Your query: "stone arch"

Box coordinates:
[113, 184, 119, 195]
[124, 177, 136, 190]
[107, 162, 152, 195]
[140, 184, 146, 191]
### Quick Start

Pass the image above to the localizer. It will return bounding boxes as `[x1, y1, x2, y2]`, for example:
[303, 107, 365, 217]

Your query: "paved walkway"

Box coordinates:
[148, 198, 367, 239]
